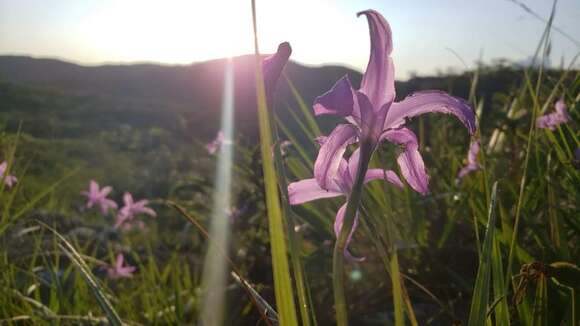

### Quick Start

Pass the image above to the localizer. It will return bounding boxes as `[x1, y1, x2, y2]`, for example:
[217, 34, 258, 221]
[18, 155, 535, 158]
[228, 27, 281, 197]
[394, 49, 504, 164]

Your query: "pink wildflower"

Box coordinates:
[0, 161, 17, 188]
[115, 192, 156, 229]
[107, 254, 136, 279]
[456, 141, 481, 183]
[206, 131, 224, 155]
[81, 180, 117, 215]
[536, 99, 570, 130]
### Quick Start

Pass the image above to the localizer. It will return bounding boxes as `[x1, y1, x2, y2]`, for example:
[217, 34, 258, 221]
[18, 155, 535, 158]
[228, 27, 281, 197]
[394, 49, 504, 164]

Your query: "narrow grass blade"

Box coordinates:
[251, 1, 299, 325]
[284, 75, 322, 137]
[0, 167, 79, 236]
[390, 249, 405, 326]
[272, 140, 315, 326]
[168, 201, 276, 326]
[491, 235, 510, 325]
[37, 221, 123, 326]
[530, 275, 548, 326]
[467, 181, 499, 326]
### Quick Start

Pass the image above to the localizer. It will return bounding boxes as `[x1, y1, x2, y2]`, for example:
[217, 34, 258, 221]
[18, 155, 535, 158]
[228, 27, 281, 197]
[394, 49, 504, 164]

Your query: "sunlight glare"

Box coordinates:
[199, 57, 235, 325]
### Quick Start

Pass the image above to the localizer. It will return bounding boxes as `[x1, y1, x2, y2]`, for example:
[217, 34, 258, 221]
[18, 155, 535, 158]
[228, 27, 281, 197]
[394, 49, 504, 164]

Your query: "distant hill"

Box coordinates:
[0, 54, 543, 142]
[0, 55, 364, 140]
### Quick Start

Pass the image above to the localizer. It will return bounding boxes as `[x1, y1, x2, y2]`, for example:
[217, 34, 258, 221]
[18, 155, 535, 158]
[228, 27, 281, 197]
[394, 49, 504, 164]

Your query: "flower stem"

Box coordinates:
[333, 140, 373, 326]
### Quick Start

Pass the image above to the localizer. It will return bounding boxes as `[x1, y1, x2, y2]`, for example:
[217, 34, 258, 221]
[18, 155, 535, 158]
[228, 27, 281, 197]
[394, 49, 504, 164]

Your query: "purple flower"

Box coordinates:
[81, 180, 117, 215]
[312, 10, 475, 195]
[0, 161, 17, 188]
[206, 131, 224, 155]
[115, 192, 156, 229]
[536, 99, 570, 130]
[107, 254, 136, 279]
[288, 146, 404, 261]
[263, 42, 292, 107]
[226, 203, 249, 223]
[456, 141, 481, 183]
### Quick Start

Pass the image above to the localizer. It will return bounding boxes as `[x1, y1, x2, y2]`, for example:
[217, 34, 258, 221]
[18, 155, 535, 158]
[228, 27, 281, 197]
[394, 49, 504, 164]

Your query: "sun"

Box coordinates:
[83, 0, 257, 64]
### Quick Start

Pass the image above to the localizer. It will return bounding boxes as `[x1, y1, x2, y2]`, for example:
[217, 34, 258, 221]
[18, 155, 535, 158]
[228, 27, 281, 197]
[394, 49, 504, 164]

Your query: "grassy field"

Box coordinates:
[1, 4, 579, 326]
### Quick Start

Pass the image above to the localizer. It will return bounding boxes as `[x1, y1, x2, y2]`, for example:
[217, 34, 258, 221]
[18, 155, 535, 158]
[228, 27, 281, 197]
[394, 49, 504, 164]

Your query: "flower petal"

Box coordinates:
[90, 180, 99, 195]
[123, 192, 133, 206]
[456, 164, 480, 182]
[115, 254, 124, 268]
[263, 42, 292, 106]
[334, 203, 365, 262]
[467, 141, 480, 165]
[100, 186, 112, 197]
[357, 10, 395, 109]
[555, 99, 568, 116]
[381, 128, 429, 195]
[385, 90, 476, 134]
[141, 207, 157, 217]
[364, 169, 404, 188]
[288, 178, 343, 205]
[314, 124, 358, 189]
[347, 148, 361, 185]
[313, 75, 355, 117]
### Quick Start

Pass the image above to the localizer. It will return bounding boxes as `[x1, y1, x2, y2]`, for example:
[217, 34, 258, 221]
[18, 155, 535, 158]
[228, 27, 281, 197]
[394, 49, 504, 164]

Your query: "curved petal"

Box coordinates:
[89, 180, 99, 195]
[381, 128, 429, 195]
[467, 141, 480, 165]
[140, 207, 157, 217]
[100, 186, 112, 197]
[314, 124, 358, 189]
[385, 90, 476, 134]
[313, 75, 355, 117]
[333, 203, 365, 262]
[123, 192, 134, 206]
[288, 178, 343, 205]
[354, 91, 379, 138]
[115, 254, 124, 268]
[357, 10, 395, 109]
[4, 175, 17, 188]
[263, 42, 292, 106]
[456, 164, 479, 182]
[554, 99, 568, 116]
[364, 169, 404, 188]
[347, 148, 361, 185]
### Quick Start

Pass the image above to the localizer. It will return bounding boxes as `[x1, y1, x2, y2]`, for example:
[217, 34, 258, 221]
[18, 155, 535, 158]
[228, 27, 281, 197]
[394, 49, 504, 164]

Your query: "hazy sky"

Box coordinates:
[1, 0, 579, 79]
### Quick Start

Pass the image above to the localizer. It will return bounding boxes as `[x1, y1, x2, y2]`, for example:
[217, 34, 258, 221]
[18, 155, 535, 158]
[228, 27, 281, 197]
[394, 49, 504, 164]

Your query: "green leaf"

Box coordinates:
[390, 249, 405, 326]
[468, 181, 499, 326]
[251, 2, 298, 325]
[38, 221, 123, 326]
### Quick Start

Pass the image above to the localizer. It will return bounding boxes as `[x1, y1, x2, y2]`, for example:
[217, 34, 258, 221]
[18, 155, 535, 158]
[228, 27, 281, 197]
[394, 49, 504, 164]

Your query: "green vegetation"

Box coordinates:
[0, 53, 578, 325]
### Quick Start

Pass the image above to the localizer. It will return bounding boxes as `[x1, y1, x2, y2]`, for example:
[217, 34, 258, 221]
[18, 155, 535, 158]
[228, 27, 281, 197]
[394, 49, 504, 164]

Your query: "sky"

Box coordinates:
[1, 0, 579, 79]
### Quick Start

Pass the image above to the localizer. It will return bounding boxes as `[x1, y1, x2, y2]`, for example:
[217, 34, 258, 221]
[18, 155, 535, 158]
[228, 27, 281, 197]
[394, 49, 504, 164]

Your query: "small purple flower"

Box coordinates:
[81, 180, 117, 215]
[206, 131, 224, 155]
[312, 10, 475, 195]
[0, 161, 17, 188]
[226, 203, 248, 223]
[456, 141, 481, 183]
[263, 42, 292, 107]
[115, 192, 156, 229]
[288, 146, 404, 262]
[536, 99, 571, 130]
[107, 254, 136, 279]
